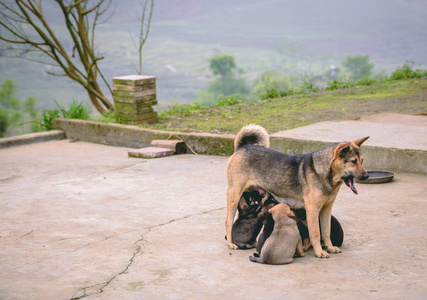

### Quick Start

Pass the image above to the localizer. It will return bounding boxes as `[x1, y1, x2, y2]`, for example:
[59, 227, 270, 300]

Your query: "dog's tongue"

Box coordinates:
[345, 177, 358, 195]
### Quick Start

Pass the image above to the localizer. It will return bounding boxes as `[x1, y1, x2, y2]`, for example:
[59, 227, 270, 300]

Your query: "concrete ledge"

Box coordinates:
[52, 118, 235, 156]
[52, 118, 426, 174]
[0, 130, 65, 149]
[270, 137, 427, 174]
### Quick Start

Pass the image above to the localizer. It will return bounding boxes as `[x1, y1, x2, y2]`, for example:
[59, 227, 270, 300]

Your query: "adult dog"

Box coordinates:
[225, 124, 369, 258]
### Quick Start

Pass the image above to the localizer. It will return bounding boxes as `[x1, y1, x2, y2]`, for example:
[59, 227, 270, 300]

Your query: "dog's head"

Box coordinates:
[332, 136, 369, 195]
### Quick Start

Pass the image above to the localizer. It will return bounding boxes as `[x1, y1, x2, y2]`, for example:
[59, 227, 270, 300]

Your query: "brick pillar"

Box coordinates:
[112, 75, 158, 125]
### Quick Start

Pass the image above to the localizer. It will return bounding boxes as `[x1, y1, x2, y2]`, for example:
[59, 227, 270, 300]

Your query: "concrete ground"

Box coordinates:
[271, 113, 427, 151]
[0, 137, 426, 299]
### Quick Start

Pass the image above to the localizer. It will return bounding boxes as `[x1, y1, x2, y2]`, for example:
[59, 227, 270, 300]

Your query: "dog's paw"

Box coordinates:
[315, 250, 330, 258]
[227, 242, 239, 250]
[327, 246, 341, 254]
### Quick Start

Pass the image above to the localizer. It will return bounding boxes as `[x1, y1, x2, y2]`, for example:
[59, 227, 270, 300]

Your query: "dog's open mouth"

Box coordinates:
[344, 176, 358, 195]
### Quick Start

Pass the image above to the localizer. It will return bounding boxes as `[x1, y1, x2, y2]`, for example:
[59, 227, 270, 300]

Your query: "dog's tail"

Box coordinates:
[234, 124, 270, 151]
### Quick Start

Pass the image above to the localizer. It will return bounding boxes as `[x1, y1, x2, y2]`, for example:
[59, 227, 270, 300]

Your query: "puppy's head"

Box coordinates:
[268, 203, 295, 222]
[332, 136, 369, 195]
[238, 191, 262, 216]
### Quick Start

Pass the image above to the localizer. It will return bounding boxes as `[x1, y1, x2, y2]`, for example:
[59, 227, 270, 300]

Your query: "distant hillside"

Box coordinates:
[0, 0, 426, 111]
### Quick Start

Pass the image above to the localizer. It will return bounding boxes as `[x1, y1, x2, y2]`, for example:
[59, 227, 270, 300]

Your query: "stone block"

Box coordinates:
[113, 89, 156, 101]
[150, 140, 187, 154]
[119, 111, 157, 122]
[115, 103, 154, 115]
[112, 82, 156, 92]
[128, 147, 174, 159]
[112, 75, 156, 85]
[114, 94, 156, 104]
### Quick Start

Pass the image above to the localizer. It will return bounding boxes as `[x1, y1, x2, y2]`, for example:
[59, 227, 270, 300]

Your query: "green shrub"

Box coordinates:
[357, 77, 377, 86]
[216, 94, 243, 106]
[253, 71, 295, 99]
[207, 77, 251, 97]
[390, 61, 427, 80]
[55, 99, 90, 120]
[325, 79, 355, 91]
[159, 101, 206, 119]
[96, 111, 120, 123]
[298, 74, 320, 94]
[32, 99, 89, 130]
[38, 108, 60, 130]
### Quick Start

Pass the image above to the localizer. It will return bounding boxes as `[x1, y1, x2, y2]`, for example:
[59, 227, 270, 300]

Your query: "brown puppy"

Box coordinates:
[225, 124, 369, 258]
[249, 203, 304, 264]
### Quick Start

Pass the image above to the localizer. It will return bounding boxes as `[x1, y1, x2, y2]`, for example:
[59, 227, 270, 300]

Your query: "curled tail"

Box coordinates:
[234, 124, 270, 151]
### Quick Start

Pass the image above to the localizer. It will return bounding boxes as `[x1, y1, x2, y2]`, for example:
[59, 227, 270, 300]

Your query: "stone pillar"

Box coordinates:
[112, 75, 158, 125]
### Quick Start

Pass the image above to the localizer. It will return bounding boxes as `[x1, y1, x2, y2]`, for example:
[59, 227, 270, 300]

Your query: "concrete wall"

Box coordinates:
[51, 118, 426, 174]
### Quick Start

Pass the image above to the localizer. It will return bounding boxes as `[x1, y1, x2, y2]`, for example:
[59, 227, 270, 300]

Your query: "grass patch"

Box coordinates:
[149, 78, 427, 134]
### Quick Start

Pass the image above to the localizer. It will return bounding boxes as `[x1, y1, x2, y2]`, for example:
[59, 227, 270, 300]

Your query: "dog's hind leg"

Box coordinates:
[225, 186, 242, 249]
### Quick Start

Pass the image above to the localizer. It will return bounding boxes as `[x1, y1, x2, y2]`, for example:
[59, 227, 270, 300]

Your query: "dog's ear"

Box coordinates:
[335, 142, 351, 158]
[353, 136, 369, 147]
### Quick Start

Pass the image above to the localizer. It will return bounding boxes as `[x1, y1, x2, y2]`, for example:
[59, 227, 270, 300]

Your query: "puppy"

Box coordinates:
[256, 193, 278, 254]
[249, 203, 305, 264]
[229, 190, 263, 249]
[293, 209, 344, 249]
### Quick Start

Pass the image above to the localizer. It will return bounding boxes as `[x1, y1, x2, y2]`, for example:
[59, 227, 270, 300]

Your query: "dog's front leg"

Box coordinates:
[320, 202, 341, 254]
[225, 187, 240, 249]
[306, 205, 329, 258]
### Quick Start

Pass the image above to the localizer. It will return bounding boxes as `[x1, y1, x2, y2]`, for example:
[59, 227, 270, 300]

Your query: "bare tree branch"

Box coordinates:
[0, 0, 114, 114]
[132, 0, 154, 75]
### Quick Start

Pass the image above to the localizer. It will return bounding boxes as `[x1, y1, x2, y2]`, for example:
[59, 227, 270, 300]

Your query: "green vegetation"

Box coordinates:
[389, 61, 427, 80]
[0, 79, 40, 137]
[209, 54, 237, 78]
[31, 99, 90, 131]
[2, 62, 426, 138]
[341, 55, 374, 80]
[151, 75, 426, 134]
[95, 111, 121, 124]
[198, 54, 251, 105]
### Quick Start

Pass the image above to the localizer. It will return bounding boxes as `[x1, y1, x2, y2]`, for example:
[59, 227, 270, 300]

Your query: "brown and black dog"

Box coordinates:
[225, 124, 369, 258]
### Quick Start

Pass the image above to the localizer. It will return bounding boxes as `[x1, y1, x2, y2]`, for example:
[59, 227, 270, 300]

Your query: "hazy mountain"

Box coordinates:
[1, 0, 426, 110]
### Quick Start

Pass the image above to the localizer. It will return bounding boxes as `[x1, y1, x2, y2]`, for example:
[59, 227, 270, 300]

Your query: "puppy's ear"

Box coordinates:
[267, 205, 277, 215]
[286, 209, 296, 218]
[335, 142, 351, 158]
[353, 136, 369, 147]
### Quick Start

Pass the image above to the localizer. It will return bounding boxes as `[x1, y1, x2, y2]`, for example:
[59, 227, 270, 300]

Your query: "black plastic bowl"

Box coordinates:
[356, 171, 395, 184]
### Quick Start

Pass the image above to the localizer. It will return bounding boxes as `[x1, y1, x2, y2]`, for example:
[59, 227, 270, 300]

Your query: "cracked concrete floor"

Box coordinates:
[0, 140, 426, 299]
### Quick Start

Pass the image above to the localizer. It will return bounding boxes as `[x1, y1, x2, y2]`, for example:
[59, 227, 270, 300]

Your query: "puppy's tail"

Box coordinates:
[249, 255, 263, 264]
[234, 124, 270, 151]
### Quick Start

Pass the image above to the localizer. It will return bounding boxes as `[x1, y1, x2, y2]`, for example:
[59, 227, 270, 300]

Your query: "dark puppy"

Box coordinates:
[293, 209, 344, 248]
[256, 194, 278, 254]
[229, 190, 264, 249]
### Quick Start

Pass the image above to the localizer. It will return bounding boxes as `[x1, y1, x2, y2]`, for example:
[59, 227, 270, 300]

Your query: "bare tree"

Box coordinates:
[0, 0, 114, 114]
[131, 0, 153, 75]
